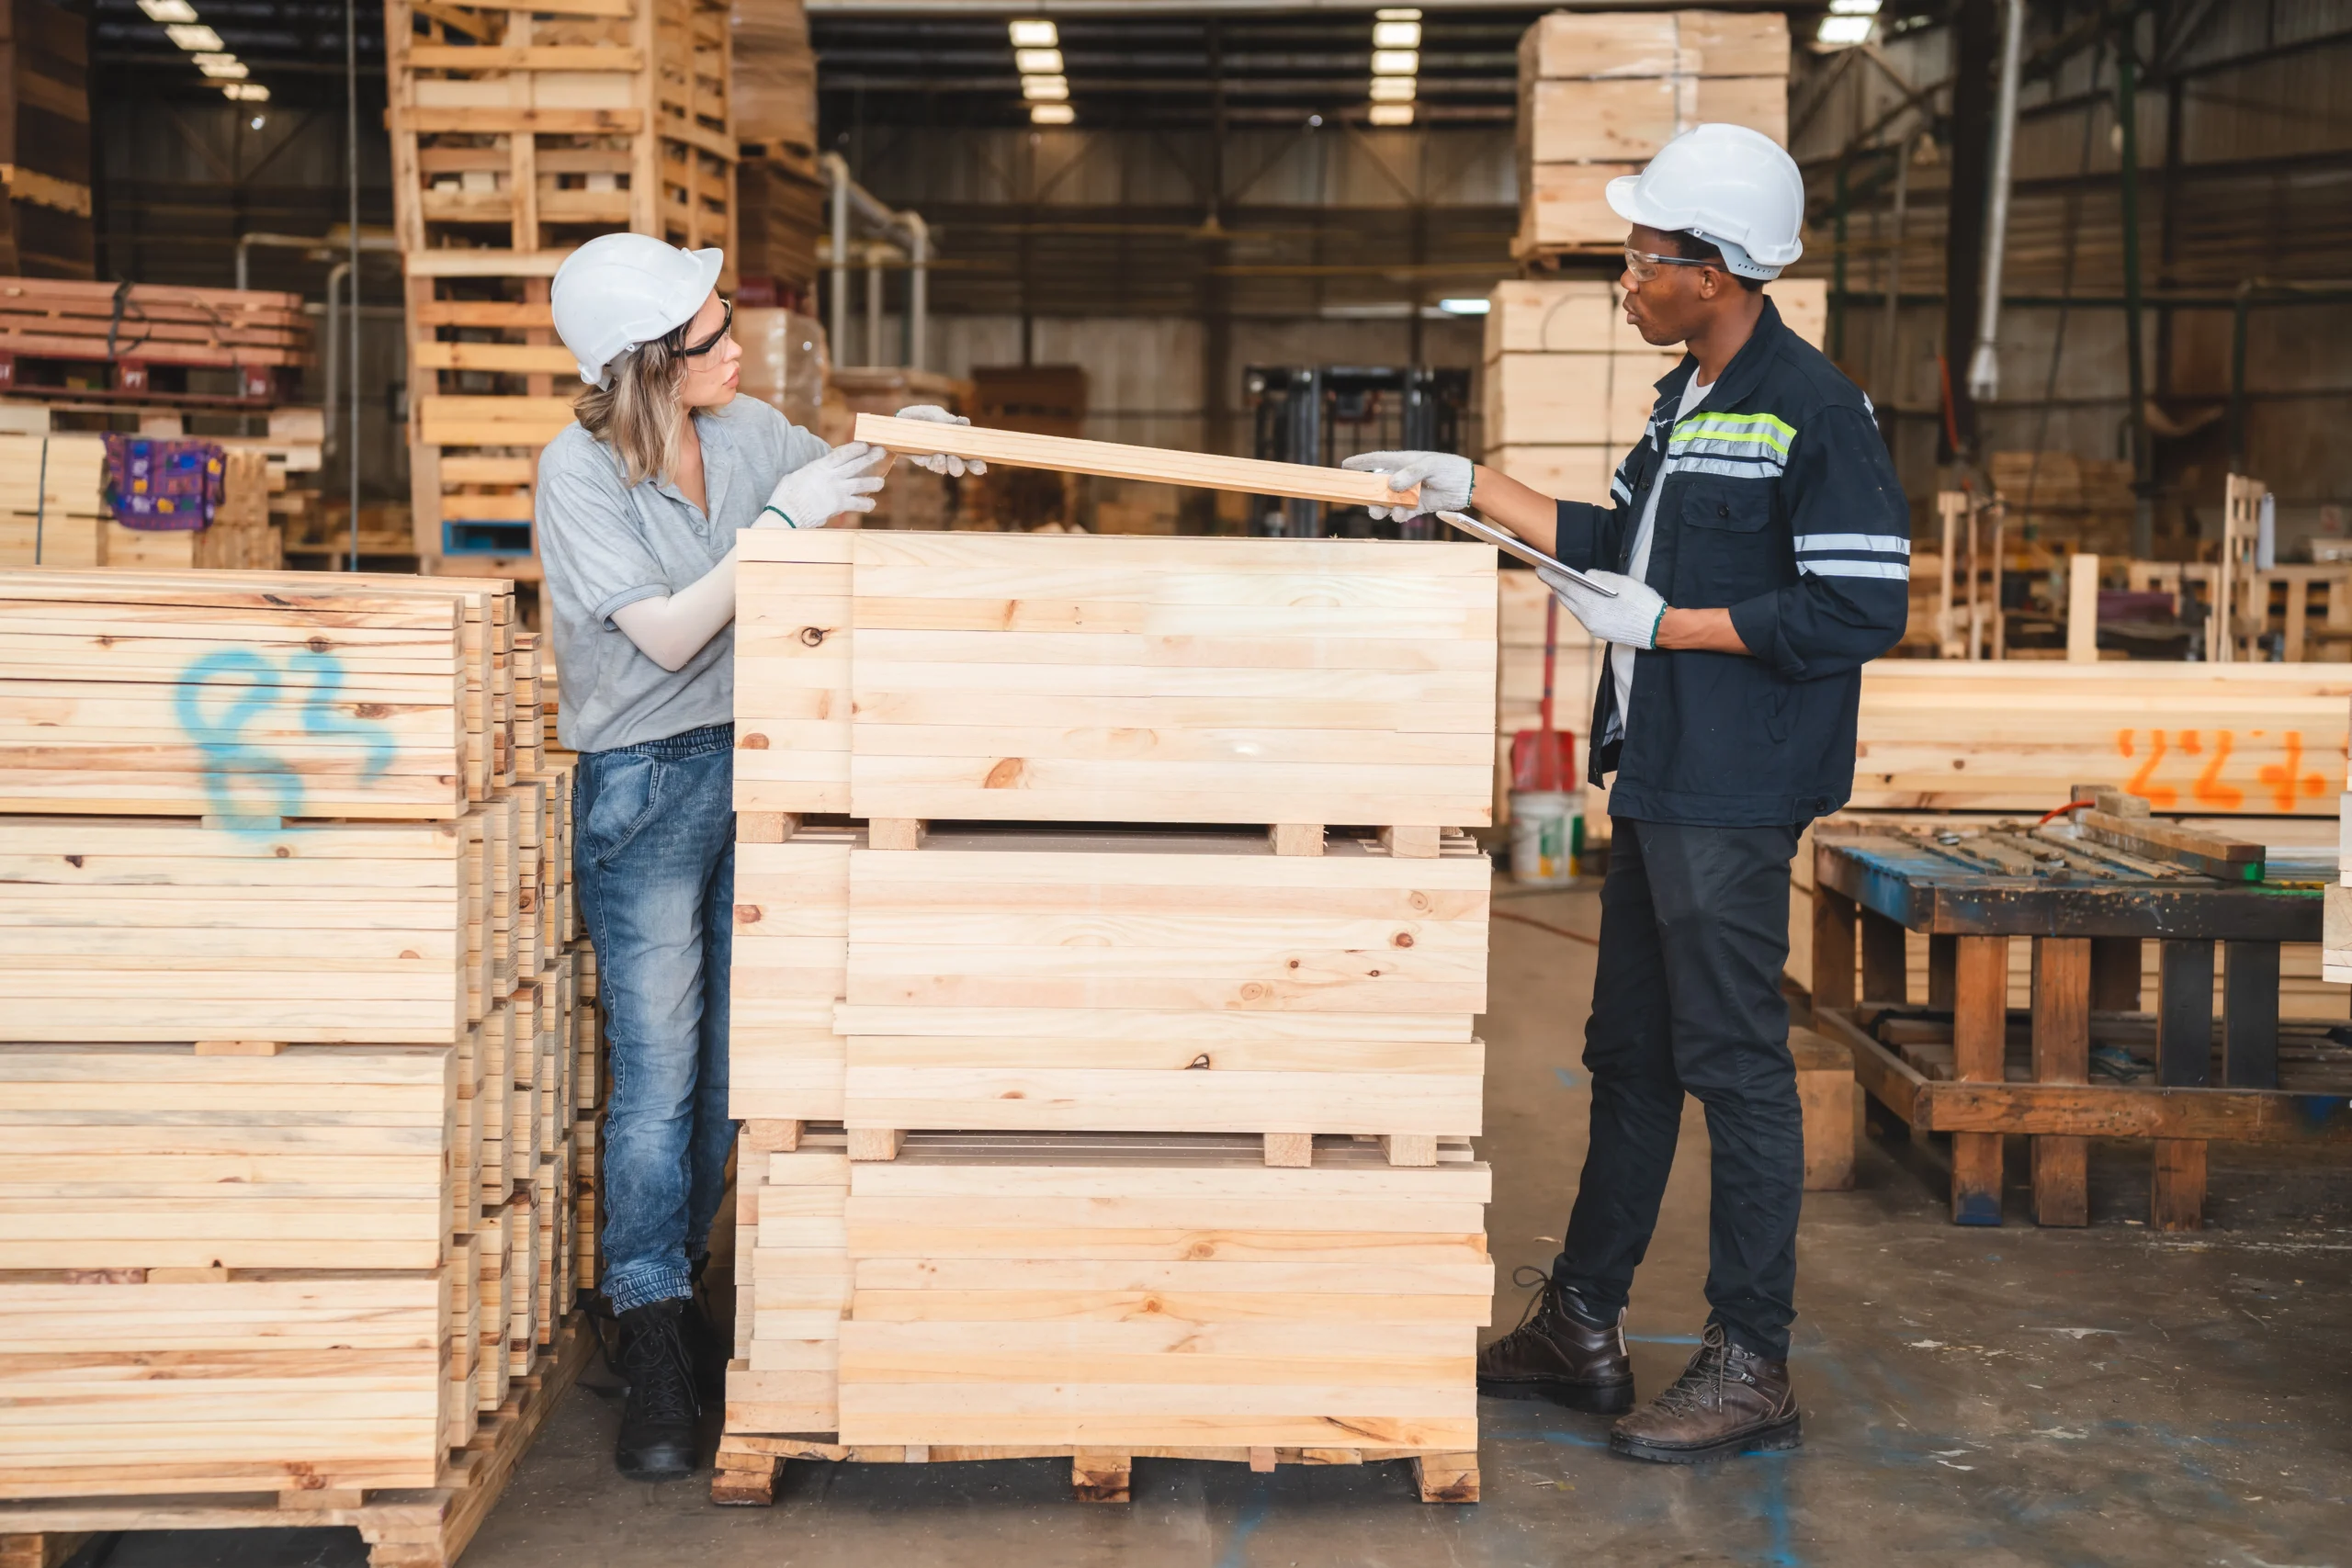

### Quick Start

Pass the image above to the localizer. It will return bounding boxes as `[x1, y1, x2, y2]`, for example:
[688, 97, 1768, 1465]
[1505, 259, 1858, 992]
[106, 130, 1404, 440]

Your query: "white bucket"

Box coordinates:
[1509, 790, 1580, 885]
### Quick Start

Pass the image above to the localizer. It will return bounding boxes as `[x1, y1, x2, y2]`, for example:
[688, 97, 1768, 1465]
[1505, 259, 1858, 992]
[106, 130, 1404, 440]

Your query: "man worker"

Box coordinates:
[1343, 124, 1908, 1463]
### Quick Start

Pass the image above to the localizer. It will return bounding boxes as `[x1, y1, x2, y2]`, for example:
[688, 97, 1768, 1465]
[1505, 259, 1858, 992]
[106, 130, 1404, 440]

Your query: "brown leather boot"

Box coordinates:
[1476, 1267, 1634, 1414]
[1609, 1323, 1801, 1463]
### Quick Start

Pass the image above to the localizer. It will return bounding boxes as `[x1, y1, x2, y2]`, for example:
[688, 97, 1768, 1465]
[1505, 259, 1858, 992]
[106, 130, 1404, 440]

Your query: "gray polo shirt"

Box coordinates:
[537, 397, 830, 753]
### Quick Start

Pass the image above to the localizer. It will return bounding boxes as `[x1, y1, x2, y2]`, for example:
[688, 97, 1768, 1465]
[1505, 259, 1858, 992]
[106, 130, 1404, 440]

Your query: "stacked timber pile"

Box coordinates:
[730, 0, 823, 300]
[1788, 660, 2350, 1016]
[1515, 9, 1790, 260]
[0, 567, 605, 1563]
[1988, 450, 2136, 554]
[0, 426, 101, 564]
[387, 0, 736, 578]
[714, 526, 1498, 1506]
[0, 279, 311, 401]
[0, 0, 94, 278]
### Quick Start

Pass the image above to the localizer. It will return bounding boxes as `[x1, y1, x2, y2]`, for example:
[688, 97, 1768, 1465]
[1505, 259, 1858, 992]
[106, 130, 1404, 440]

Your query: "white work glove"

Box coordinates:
[759, 440, 886, 528]
[893, 404, 987, 476]
[1539, 566, 1668, 650]
[1340, 449, 1472, 521]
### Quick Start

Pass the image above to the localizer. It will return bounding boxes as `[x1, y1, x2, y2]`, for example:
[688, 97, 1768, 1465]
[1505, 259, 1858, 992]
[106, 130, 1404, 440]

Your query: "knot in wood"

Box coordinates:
[1186, 1054, 1211, 1070]
[798, 626, 828, 647]
[735, 904, 762, 923]
[1391, 931, 1415, 947]
[738, 732, 771, 750]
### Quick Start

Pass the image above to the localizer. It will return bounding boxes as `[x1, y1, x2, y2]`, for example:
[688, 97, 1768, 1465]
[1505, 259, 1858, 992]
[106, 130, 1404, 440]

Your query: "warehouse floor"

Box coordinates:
[90, 878, 2352, 1568]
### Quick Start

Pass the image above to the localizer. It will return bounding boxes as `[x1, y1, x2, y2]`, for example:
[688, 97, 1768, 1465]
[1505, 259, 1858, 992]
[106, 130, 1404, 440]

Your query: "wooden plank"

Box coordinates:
[853, 414, 1414, 509]
[2151, 1139, 2205, 1232]
[1951, 935, 2008, 1225]
[2029, 938, 2090, 1227]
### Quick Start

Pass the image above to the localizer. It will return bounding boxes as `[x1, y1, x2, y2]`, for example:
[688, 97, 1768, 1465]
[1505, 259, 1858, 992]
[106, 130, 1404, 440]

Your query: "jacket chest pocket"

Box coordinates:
[1676, 478, 1781, 605]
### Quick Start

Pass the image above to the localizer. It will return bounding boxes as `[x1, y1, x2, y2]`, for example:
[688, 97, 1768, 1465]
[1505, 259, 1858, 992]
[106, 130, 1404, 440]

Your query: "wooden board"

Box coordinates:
[729, 826, 859, 1122]
[734, 530, 1499, 828]
[831, 1133, 1490, 1450]
[852, 415, 1415, 510]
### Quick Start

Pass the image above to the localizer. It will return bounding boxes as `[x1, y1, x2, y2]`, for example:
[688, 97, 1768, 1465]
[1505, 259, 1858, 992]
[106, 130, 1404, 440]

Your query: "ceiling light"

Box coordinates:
[194, 51, 246, 76]
[1013, 47, 1062, 73]
[1007, 17, 1056, 48]
[1029, 102, 1073, 125]
[1369, 74, 1414, 102]
[1374, 6, 1421, 17]
[1828, 0, 1882, 10]
[1815, 14, 1873, 43]
[223, 81, 267, 101]
[1370, 48, 1419, 75]
[164, 22, 221, 50]
[1372, 19, 1420, 48]
[1437, 298, 1490, 315]
[1020, 74, 1067, 102]
[1368, 103, 1414, 126]
[138, 0, 199, 20]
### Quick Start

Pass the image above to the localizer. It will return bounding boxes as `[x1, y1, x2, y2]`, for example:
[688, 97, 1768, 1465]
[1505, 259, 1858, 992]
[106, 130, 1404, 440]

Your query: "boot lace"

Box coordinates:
[1506, 1264, 1561, 1336]
[1645, 1324, 1735, 1418]
[620, 1306, 698, 1427]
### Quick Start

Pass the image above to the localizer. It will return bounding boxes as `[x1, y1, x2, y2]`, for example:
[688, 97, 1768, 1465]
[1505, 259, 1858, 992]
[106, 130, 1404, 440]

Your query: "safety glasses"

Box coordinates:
[1623, 248, 1714, 285]
[678, 298, 733, 357]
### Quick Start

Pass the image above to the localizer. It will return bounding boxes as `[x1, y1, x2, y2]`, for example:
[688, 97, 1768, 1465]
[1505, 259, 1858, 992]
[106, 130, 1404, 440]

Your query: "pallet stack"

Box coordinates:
[712, 526, 1498, 1506]
[0, 0, 95, 279]
[1482, 276, 1826, 505]
[0, 279, 311, 401]
[0, 567, 603, 1568]
[730, 0, 823, 299]
[1514, 9, 1790, 259]
[386, 0, 737, 577]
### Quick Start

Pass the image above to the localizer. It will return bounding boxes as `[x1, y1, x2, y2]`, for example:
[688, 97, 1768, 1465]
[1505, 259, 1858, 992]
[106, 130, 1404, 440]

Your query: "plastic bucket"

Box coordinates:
[1509, 790, 1581, 885]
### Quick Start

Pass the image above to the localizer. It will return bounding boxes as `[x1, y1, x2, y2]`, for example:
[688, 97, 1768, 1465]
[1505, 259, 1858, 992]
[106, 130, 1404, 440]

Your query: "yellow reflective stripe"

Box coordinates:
[1668, 411, 1798, 455]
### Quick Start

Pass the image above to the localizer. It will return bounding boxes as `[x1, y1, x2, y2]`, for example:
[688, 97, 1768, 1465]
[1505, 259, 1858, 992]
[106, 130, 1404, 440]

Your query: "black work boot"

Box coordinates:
[614, 1299, 699, 1480]
[1610, 1323, 1801, 1463]
[1476, 1266, 1635, 1414]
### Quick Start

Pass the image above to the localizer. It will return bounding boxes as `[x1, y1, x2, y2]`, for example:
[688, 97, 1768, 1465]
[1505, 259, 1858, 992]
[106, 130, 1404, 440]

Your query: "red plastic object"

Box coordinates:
[1510, 592, 1577, 793]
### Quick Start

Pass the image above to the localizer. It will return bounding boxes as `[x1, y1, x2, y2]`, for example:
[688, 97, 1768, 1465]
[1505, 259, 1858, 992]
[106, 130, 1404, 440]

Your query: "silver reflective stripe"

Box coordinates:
[1661, 454, 1784, 480]
[1800, 558, 1909, 581]
[1794, 533, 1911, 556]
[1611, 476, 1633, 503]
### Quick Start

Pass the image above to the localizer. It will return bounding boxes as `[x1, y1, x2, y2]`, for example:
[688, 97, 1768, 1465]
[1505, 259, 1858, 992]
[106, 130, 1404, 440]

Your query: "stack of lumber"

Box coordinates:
[0, 428, 101, 564]
[0, 566, 603, 1541]
[819, 369, 974, 529]
[731, 0, 821, 295]
[0, 280, 310, 399]
[386, 0, 736, 575]
[1988, 450, 2135, 554]
[1783, 659, 2347, 1013]
[1481, 276, 1826, 502]
[0, 0, 93, 279]
[716, 523, 1498, 1506]
[1515, 9, 1790, 257]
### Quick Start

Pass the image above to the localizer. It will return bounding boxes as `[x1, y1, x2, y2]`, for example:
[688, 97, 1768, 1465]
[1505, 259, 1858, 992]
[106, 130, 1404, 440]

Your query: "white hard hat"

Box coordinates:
[1607, 124, 1805, 280]
[549, 233, 726, 388]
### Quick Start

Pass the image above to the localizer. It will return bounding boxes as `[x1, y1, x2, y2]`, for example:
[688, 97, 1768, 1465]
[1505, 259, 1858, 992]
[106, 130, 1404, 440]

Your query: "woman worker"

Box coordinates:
[537, 233, 978, 1480]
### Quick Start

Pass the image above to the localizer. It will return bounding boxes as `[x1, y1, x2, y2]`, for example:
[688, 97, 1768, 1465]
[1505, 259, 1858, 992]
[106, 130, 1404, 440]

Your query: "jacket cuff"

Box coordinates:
[1555, 500, 1607, 571]
[1728, 592, 1803, 678]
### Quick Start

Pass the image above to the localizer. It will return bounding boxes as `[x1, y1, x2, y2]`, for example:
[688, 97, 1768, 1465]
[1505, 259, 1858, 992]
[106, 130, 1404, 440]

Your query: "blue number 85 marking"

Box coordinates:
[174, 647, 395, 822]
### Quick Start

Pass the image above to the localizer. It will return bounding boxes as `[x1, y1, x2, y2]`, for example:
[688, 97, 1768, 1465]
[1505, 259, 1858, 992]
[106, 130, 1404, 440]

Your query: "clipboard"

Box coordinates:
[1432, 511, 1619, 597]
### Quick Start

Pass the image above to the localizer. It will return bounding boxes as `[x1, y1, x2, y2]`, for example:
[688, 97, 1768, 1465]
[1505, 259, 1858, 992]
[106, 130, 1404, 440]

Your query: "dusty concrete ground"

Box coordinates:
[85, 880, 2352, 1568]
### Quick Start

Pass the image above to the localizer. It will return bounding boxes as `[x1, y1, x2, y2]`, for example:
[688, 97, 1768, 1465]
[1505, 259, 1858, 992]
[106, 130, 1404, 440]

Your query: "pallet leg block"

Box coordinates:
[868, 818, 927, 852]
[1269, 824, 1324, 856]
[0, 1534, 96, 1568]
[710, 1455, 781, 1506]
[1379, 1134, 1437, 1167]
[1071, 1451, 1131, 1504]
[2152, 1139, 2207, 1232]
[1262, 1133, 1313, 1168]
[848, 1128, 905, 1161]
[1412, 1452, 1481, 1503]
[1380, 825, 1441, 859]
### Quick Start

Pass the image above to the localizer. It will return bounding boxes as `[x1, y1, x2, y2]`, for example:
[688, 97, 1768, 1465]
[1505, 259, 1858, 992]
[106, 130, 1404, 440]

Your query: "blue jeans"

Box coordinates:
[575, 722, 737, 1315]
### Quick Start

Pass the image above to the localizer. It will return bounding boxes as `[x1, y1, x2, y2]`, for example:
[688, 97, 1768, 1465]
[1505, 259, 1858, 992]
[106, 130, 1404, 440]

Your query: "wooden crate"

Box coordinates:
[0, 0, 94, 280]
[387, 0, 736, 574]
[733, 529, 1499, 829]
[1514, 9, 1790, 255]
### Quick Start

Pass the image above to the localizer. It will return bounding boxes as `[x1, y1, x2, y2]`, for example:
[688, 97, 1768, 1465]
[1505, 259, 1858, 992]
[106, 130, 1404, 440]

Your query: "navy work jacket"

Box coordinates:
[1553, 295, 1910, 827]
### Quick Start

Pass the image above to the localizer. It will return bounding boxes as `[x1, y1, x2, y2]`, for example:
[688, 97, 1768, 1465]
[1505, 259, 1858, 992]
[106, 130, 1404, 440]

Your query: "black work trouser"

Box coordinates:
[1553, 816, 1805, 1360]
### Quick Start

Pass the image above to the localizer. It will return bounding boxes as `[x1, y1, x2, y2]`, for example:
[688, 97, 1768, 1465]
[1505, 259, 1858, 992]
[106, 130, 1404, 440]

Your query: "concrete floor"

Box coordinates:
[86, 879, 2352, 1568]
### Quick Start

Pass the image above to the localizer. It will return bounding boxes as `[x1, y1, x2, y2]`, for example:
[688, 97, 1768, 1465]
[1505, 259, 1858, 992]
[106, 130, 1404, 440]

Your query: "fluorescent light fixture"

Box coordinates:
[1007, 17, 1056, 48]
[1374, 6, 1421, 17]
[1029, 102, 1073, 125]
[1827, 0, 1882, 11]
[1372, 18, 1420, 48]
[1367, 103, 1414, 126]
[1021, 73, 1068, 101]
[194, 51, 246, 76]
[165, 22, 223, 50]
[222, 81, 267, 101]
[1013, 47, 1062, 73]
[1370, 48, 1419, 74]
[1437, 298, 1491, 316]
[1815, 14, 1872, 43]
[138, 0, 200, 20]
[1369, 74, 1415, 102]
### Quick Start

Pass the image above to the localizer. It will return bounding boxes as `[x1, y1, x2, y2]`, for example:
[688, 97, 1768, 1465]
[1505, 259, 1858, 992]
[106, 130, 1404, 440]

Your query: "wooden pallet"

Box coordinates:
[0, 1311, 594, 1568]
[710, 1438, 1480, 1506]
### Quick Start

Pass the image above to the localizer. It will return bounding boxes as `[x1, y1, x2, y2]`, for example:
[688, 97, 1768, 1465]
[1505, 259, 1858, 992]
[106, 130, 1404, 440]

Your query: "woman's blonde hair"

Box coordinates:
[573, 321, 689, 487]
